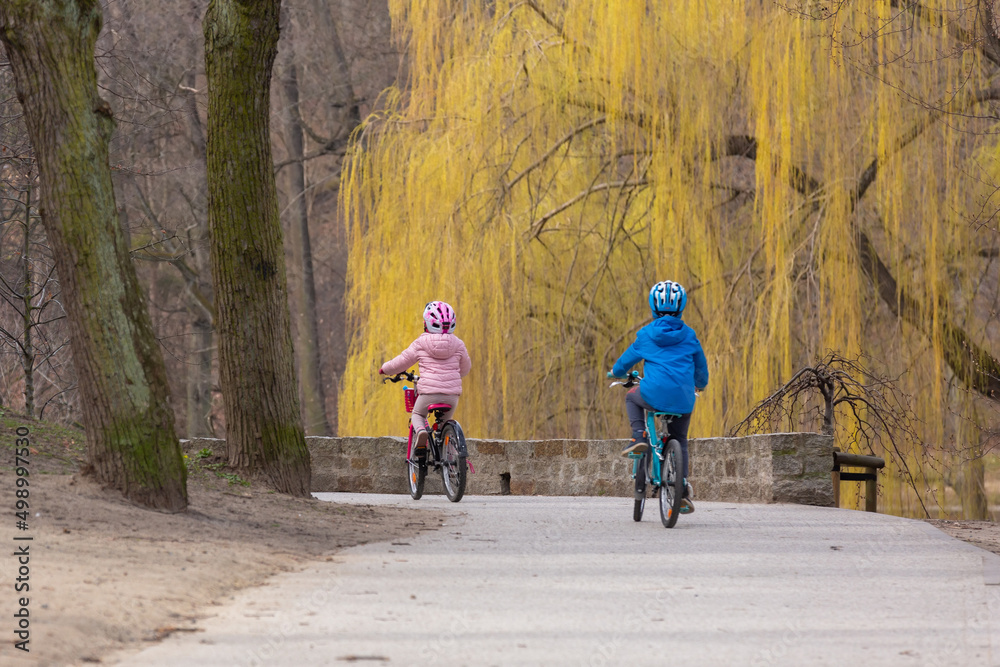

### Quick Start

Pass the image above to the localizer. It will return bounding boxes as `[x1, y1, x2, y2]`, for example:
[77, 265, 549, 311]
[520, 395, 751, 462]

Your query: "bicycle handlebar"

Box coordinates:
[607, 369, 641, 388]
[607, 370, 704, 395]
[382, 370, 418, 384]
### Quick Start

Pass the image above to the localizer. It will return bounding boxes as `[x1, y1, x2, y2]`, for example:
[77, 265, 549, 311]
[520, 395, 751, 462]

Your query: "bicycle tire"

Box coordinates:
[407, 456, 426, 500]
[659, 439, 684, 528]
[633, 452, 647, 522]
[440, 421, 467, 502]
[407, 428, 426, 500]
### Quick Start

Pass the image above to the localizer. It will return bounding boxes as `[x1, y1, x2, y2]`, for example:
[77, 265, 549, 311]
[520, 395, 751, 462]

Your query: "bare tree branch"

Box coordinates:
[730, 352, 931, 516]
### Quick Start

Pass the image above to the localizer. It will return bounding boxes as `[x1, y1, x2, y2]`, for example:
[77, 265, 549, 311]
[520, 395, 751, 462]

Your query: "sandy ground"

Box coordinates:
[925, 519, 1000, 559]
[1, 418, 998, 666]
[0, 432, 440, 667]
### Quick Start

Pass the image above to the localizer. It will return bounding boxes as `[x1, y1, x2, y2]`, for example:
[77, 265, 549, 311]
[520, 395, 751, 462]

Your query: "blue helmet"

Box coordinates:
[648, 280, 686, 318]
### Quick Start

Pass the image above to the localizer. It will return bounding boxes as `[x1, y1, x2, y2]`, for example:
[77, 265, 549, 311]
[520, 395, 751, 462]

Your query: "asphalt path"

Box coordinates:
[116, 493, 1000, 666]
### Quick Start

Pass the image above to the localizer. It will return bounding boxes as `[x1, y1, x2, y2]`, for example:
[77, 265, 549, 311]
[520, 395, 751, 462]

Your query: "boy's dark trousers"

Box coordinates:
[625, 387, 692, 480]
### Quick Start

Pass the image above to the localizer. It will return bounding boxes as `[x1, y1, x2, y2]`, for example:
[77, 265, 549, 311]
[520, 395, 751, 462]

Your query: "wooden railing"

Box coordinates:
[831, 449, 885, 512]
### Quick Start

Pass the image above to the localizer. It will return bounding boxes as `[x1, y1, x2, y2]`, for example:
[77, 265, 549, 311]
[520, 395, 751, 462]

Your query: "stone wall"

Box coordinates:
[184, 432, 834, 506]
[688, 432, 835, 505]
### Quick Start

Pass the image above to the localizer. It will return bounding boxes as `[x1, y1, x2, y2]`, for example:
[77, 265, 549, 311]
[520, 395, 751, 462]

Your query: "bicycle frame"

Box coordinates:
[627, 411, 669, 481]
[406, 410, 472, 472]
[629, 411, 677, 479]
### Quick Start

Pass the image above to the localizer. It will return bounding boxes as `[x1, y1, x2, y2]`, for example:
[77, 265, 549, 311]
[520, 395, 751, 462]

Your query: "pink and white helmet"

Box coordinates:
[423, 301, 456, 334]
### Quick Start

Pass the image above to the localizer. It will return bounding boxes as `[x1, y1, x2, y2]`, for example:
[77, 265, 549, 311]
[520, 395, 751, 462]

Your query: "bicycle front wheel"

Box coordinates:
[440, 421, 467, 502]
[633, 453, 647, 522]
[659, 439, 684, 528]
[407, 454, 426, 500]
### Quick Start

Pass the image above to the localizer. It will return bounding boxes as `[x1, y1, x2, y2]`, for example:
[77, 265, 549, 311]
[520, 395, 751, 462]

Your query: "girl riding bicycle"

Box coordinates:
[379, 301, 472, 453]
[610, 280, 708, 512]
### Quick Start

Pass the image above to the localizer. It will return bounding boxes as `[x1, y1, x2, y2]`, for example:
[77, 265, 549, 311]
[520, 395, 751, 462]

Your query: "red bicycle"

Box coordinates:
[382, 370, 469, 502]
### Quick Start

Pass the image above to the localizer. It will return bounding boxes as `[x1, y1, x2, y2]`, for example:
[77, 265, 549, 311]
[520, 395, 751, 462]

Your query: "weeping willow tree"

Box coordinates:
[341, 0, 1000, 518]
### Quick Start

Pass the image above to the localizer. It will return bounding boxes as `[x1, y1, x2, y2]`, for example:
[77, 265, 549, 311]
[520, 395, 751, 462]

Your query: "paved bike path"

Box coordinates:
[115, 494, 1000, 666]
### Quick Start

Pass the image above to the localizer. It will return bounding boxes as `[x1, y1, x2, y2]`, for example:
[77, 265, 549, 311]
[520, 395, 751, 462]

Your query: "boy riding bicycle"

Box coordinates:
[610, 280, 708, 513]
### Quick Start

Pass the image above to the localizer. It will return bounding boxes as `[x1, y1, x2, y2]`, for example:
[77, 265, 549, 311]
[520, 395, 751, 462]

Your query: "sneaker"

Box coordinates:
[414, 429, 429, 452]
[680, 480, 694, 513]
[621, 437, 649, 457]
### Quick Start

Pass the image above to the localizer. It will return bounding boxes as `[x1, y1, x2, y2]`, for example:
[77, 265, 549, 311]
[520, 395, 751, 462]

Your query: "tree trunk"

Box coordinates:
[0, 0, 187, 511]
[203, 0, 311, 495]
[856, 228, 1000, 400]
[308, 0, 362, 435]
[313, 0, 360, 130]
[966, 454, 990, 520]
[820, 381, 834, 436]
[181, 69, 215, 439]
[20, 192, 35, 419]
[185, 314, 214, 438]
[279, 38, 331, 436]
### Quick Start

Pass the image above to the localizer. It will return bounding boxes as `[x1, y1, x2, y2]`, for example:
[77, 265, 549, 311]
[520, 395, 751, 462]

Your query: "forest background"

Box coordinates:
[3, 0, 1000, 520]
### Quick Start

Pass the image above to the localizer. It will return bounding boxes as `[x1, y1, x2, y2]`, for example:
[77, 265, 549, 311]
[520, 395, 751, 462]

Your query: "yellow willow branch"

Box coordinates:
[526, 178, 649, 240]
[723, 81, 1000, 206]
[980, 0, 1000, 67]
[723, 117, 1000, 400]
[523, 0, 571, 44]
[505, 116, 606, 191]
[888, 0, 1000, 68]
[713, 86, 1000, 209]
[855, 222, 1000, 399]
[855, 82, 1000, 204]
[718, 135, 822, 196]
[558, 169, 648, 333]
[565, 94, 654, 130]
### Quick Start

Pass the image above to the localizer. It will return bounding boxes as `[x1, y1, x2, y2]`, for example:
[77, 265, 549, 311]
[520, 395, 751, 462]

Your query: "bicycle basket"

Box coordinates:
[403, 387, 416, 413]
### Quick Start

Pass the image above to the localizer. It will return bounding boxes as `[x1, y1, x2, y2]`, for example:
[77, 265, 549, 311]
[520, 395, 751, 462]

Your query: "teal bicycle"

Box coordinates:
[608, 371, 685, 528]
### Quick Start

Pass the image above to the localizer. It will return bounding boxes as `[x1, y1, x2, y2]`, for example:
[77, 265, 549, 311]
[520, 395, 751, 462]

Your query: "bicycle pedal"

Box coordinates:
[627, 452, 644, 460]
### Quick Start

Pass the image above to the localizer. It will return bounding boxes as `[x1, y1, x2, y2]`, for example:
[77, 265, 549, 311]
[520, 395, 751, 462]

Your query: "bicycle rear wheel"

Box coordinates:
[440, 421, 467, 502]
[633, 452, 648, 522]
[659, 439, 684, 528]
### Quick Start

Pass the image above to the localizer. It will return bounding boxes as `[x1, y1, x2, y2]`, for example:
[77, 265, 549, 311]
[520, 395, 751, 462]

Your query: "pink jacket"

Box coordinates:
[381, 333, 472, 395]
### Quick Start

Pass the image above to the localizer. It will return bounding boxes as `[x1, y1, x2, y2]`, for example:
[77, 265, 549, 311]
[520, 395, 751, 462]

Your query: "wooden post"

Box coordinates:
[831, 447, 841, 508]
[865, 469, 877, 513]
[832, 451, 885, 513]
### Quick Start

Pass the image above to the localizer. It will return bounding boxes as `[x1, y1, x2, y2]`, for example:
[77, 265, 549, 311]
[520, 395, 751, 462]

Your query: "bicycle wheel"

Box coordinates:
[633, 452, 647, 522]
[440, 421, 467, 502]
[659, 439, 684, 528]
[407, 431, 426, 500]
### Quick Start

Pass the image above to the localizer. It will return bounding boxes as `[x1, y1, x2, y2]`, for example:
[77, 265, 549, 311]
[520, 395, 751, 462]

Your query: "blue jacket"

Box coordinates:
[611, 316, 708, 414]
